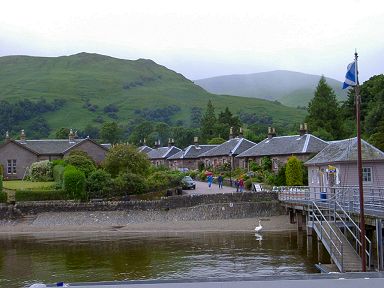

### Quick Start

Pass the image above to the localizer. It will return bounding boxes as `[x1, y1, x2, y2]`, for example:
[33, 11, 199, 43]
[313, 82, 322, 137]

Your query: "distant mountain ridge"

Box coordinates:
[194, 70, 348, 107]
[0, 53, 306, 137]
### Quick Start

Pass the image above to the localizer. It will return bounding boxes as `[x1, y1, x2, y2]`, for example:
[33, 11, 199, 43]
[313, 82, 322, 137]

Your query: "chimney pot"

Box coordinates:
[20, 129, 26, 143]
[69, 129, 75, 143]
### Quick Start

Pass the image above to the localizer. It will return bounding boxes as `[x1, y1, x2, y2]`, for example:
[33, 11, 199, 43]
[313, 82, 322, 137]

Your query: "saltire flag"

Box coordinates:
[342, 61, 357, 89]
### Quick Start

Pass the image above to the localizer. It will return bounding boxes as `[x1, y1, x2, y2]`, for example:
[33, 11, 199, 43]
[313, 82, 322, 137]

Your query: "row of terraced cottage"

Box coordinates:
[140, 124, 384, 189]
[1, 125, 384, 189]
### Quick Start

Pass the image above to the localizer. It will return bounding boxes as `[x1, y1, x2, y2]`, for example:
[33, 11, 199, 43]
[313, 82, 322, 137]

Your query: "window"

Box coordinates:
[272, 158, 278, 170]
[7, 159, 16, 174]
[362, 167, 372, 183]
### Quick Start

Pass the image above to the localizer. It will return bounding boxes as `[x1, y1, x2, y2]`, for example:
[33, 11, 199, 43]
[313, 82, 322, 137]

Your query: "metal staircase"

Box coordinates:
[278, 186, 374, 272]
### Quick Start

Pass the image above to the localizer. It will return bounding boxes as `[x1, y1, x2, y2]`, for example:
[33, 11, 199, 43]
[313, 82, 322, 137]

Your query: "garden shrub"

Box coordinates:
[26, 160, 53, 182]
[112, 172, 148, 196]
[67, 150, 95, 164]
[0, 164, 3, 176]
[0, 175, 2, 192]
[52, 159, 66, 167]
[53, 164, 65, 183]
[86, 169, 112, 199]
[64, 154, 96, 177]
[245, 178, 253, 190]
[15, 189, 67, 201]
[285, 156, 303, 186]
[0, 191, 6, 203]
[63, 166, 87, 201]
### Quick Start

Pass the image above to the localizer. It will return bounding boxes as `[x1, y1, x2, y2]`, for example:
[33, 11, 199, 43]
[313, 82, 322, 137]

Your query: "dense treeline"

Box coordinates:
[0, 98, 65, 139]
[305, 74, 384, 150]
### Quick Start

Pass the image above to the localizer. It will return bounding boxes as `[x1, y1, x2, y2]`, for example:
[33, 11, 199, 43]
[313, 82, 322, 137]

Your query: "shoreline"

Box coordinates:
[0, 212, 296, 235]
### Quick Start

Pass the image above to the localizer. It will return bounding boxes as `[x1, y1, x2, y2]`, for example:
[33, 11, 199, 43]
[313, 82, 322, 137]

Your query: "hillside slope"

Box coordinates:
[0, 53, 306, 135]
[194, 70, 347, 107]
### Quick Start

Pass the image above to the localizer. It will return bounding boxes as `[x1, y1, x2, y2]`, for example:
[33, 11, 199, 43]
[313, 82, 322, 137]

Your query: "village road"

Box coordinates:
[183, 180, 241, 195]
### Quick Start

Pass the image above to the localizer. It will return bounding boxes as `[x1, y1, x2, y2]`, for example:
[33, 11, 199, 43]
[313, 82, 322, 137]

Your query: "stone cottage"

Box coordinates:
[146, 138, 181, 168]
[199, 135, 255, 170]
[0, 130, 110, 180]
[236, 125, 328, 172]
[167, 137, 217, 170]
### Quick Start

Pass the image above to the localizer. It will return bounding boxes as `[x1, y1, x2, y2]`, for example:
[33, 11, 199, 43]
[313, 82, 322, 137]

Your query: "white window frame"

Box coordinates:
[7, 159, 17, 175]
[362, 167, 372, 183]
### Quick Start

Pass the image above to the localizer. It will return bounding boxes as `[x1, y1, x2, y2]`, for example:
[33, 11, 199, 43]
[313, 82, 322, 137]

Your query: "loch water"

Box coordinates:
[0, 231, 319, 287]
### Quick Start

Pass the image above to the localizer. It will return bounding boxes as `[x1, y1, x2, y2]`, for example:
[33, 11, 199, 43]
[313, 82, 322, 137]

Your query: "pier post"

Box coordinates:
[307, 234, 313, 257]
[376, 219, 383, 271]
[289, 209, 295, 224]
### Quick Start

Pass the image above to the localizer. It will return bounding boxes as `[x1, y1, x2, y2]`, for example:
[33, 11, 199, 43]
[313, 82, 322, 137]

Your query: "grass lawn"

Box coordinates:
[3, 181, 56, 190]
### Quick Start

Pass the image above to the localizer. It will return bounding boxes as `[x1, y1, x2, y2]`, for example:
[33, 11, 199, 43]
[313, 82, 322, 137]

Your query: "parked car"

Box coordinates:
[181, 176, 196, 189]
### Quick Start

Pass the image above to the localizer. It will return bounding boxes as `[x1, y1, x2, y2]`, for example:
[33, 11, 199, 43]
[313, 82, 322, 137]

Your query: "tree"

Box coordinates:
[208, 137, 226, 145]
[217, 107, 242, 139]
[100, 121, 121, 144]
[200, 100, 217, 143]
[305, 76, 343, 140]
[285, 156, 303, 186]
[104, 144, 151, 177]
[55, 128, 70, 139]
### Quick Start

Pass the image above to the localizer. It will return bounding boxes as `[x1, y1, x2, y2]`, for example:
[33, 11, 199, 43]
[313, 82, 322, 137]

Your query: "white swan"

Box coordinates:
[254, 220, 263, 232]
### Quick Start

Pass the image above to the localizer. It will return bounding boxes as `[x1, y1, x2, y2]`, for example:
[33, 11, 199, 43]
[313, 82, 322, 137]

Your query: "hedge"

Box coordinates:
[63, 166, 87, 201]
[0, 175, 3, 193]
[15, 189, 67, 201]
[0, 191, 7, 203]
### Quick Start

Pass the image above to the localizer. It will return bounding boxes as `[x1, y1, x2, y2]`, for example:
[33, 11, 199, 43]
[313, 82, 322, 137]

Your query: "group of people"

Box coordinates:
[206, 172, 244, 192]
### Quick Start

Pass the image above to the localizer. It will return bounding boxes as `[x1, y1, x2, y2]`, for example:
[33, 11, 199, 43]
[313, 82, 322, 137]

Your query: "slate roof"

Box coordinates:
[147, 146, 181, 160]
[305, 137, 384, 165]
[237, 134, 328, 158]
[13, 138, 108, 155]
[138, 145, 153, 154]
[200, 138, 256, 157]
[167, 145, 218, 160]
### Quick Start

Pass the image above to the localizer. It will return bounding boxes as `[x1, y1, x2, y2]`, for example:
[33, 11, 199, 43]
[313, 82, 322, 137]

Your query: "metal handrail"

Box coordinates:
[311, 201, 344, 272]
[334, 201, 372, 269]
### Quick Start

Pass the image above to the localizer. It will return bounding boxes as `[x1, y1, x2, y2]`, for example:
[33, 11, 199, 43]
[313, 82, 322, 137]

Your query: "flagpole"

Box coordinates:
[355, 51, 367, 271]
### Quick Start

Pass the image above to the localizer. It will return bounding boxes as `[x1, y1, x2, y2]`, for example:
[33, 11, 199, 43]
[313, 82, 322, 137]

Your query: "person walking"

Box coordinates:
[239, 178, 244, 193]
[235, 178, 239, 192]
[207, 174, 213, 189]
[218, 174, 223, 189]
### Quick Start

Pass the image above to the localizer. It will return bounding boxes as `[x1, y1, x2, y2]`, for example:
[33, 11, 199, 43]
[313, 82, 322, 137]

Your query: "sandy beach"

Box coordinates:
[0, 210, 296, 234]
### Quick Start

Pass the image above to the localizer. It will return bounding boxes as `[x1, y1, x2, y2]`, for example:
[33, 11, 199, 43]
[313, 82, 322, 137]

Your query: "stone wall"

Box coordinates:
[0, 192, 284, 219]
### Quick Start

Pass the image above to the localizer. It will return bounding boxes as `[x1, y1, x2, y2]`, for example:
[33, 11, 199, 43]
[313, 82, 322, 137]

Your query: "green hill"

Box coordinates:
[195, 70, 348, 107]
[0, 53, 306, 137]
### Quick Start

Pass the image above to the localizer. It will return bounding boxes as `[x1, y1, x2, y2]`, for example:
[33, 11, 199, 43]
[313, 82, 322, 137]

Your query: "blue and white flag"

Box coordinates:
[342, 61, 357, 89]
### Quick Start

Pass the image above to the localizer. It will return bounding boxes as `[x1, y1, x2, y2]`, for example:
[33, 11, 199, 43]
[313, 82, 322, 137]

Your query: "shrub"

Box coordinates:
[104, 144, 151, 177]
[112, 172, 148, 196]
[64, 154, 96, 177]
[67, 150, 95, 164]
[244, 178, 253, 190]
[63, 166, 87, 201]
[26, 160, 53, 182]
[52, 159, 66, 167]
[86, 169, 112, 199]
[15, 190, 67, 201]
[53, 164, 65, 184]
[0, 164, 3, 176]
[0, 191, 6, 203]
[0, 175, 2, 192]
[285, 156, 303, 186]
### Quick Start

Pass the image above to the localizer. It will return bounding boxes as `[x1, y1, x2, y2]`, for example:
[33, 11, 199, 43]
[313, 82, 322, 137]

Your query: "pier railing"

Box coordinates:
[277, 185, 376, 271]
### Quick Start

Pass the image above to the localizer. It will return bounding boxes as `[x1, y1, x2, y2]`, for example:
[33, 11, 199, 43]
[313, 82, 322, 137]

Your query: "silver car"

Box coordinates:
[181, 176, 196, 189]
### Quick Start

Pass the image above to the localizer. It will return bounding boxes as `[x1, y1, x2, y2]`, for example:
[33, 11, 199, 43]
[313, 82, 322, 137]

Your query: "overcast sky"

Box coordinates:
[1, 0, 383, 82]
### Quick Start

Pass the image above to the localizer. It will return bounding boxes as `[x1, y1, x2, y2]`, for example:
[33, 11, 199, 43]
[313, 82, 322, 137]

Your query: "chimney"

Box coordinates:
[168, 138, 175, 147]
[239, 127, 243, 138]
[267, 127, 276, 139]
[155, 139, 160, 148]
[229, 127, 234, 140]
[143, 138, 146, 145]
[20, 129, 26, 144]
[194, 136, 199, 148]
[5, 131, 10, 141]
[299, 123, 308, 136]
[69, 129, 75, 143]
